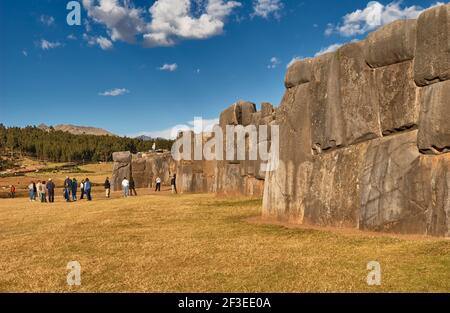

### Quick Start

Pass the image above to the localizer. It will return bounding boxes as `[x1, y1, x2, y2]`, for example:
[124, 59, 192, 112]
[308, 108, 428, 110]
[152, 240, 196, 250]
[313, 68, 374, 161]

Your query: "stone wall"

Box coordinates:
[111, 4, 449, 236]
[111, 151, 176, 191]
[174, 100, 275, 196]
[262, 4, 450, 236]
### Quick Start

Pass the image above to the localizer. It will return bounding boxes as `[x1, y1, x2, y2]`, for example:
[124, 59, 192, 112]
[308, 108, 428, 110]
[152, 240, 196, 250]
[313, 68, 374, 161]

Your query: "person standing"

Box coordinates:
[41, 180, 47, 202]
[28, 181, 35, 201]
[46, 179, 55, 203]
[129, 177, 137, 196]
[36, 181, 42, 202]
[64, 176, 72, 202]
[155, 177, 161, 192]
[122, 177, 129, 197]
[72, 178, 78, 201]
[104, 177, 111, 198]
[171, 174, 177, 194]
[84, 178, 92, 201]
[80, 180, 85, 200]
[9, 185, 16, 198]
[32, 182, 37, 200]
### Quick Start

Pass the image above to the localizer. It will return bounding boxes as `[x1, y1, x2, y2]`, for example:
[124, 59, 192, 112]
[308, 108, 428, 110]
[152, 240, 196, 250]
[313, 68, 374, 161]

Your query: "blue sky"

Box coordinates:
[0, 0, 444, 138]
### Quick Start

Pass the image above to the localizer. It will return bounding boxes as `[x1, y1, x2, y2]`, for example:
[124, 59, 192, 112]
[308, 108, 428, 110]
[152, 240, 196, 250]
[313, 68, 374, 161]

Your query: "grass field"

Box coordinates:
[0, 192, 449, 292]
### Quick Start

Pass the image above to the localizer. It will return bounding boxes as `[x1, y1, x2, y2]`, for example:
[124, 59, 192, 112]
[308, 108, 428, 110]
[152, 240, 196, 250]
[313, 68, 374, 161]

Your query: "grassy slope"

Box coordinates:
[0, 193, 448, 292]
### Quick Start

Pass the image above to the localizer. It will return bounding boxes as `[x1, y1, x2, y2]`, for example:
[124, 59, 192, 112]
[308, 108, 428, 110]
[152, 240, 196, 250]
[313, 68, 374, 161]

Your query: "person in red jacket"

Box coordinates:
[9, 185, 16, 198]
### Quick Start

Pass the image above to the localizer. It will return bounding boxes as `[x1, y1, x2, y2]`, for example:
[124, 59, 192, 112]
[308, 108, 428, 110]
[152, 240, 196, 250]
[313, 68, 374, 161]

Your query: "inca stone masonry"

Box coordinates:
[112, 4, 450, 237]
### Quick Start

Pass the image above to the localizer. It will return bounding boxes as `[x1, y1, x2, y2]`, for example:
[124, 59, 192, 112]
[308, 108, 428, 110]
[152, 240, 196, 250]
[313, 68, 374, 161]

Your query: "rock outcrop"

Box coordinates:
[262, 4, 450, 237]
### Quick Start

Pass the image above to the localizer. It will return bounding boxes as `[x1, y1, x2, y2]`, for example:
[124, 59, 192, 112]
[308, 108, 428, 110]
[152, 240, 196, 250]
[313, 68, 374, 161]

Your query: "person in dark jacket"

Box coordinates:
[104, 177, 111, 198]
[84, 178, 92, 201]
[171, 174, 177, 194]
[129, 177, 137, 196]
[46, 178, 55, 203]
[32, 182, 37, 200]
[64, 176, 72, 202]
[72, 178, 78, 201]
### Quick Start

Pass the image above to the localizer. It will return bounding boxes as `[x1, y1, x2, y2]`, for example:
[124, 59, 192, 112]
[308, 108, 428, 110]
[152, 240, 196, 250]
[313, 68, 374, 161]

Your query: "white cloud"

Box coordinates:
[159, 63, 178, 71]
[96, 36, 114, 50]
[40, 39, 62, 50]
[81, 0, 241, 48]
[326, 1, 445, 37]
[82, 0, 146, 43]
[83, 34, 114, 50]
[22, 50, 28, 57]
[99, 88, 129, 96]
[40, 15, 55, 26]
[267, 56, 280, 69]
[132, 117, 220, 139]
[252, 0, 283, 19]
[67, 34, 77, 40]
[144, 0, 242, 47]
[314, 43, 344, 57]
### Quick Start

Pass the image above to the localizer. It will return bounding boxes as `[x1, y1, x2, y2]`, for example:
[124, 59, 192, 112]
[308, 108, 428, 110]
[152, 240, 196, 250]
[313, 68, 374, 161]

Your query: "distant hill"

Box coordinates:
[135, 135, 153, 141]
[38, 124, 114, 136]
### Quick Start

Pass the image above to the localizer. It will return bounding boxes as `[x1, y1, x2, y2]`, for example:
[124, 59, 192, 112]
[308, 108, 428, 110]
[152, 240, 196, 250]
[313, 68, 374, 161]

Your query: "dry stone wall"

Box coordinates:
[263, 4, 450, 236]
[111, 4, 449, 236]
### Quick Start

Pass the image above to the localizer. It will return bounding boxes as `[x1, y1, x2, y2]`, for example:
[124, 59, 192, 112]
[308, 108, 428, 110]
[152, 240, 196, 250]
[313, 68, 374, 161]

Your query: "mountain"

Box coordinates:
[135, 135, 154, 141]
[37, 123, 114, 136]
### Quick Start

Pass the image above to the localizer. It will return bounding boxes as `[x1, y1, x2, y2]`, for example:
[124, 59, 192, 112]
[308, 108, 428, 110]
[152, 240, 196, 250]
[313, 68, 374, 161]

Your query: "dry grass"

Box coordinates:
[0, 193, 449, 293]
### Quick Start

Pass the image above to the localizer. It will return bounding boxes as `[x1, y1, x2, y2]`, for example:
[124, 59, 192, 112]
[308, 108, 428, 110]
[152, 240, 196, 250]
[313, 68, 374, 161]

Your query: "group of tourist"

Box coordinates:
[26, 177, 92, 203]
[26, 179, 56, 203]
[10, 173, 178, 201]
[63, 176, 92, 202]
[120, 174, 177, 197]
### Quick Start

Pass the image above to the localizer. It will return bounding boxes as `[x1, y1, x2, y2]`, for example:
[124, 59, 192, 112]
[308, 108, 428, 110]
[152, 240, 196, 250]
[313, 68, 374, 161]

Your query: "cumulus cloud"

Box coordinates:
[132, 117, 220, 139]
[99, 88, 129, 96]
[83, 33, 114, 50]
[144, 0, 241, 47]
[314, 43, 344, 57]
[267, 56, 280, 69]
[40, 39, 62, 50]
[67, 34, 77, 40]
[81, 0, 242, 48]
[325, 1, 445, 37]
[82, 0, 146, 43]
[159, 63, 178, 71]
[40, 15, 55, 26]
[252, 0, 283, 19]
[22, 50, 28, 57]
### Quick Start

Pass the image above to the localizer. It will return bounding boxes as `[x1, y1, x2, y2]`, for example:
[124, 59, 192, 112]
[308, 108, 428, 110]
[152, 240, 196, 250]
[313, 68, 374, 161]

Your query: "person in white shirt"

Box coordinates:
[155, 177, 161, 192]
[122, 177, 130, 197]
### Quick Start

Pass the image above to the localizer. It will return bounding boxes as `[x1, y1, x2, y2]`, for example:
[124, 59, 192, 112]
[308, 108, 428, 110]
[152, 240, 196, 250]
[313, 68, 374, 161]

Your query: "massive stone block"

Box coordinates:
[373, 60, 419, 134]
[417, 80, 450, 154]
[111, 151, 132, 191]
[359, 131, 422, 233]
[365, 19, 417, 68]
[263, 84, 313, 221]
[335, 41, 382, 145]
[309, 52, 344, 153]
[414, 4, 450, 86]
[285, 58, 313, 88]
[219, 101, 257, 127]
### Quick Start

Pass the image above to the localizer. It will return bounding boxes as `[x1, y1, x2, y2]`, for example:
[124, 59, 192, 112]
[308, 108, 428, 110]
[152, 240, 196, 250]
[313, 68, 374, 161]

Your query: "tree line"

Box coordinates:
[0, 124, 174, 163]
